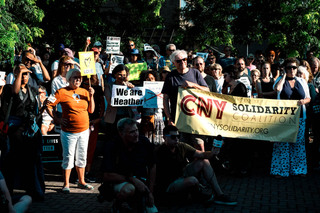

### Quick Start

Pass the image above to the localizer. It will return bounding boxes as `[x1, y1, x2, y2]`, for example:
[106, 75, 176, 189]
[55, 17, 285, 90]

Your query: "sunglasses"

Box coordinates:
[286, 66, 297, 70]
[176, 58, 187, 63]
[165, 134, 180, 140]
[64, 63, 72, 67]
[168, 49, 176, 52]
[195, 63, 203, 66]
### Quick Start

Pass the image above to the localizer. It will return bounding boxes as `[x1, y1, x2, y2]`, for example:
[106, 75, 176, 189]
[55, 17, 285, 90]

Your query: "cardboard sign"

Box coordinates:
[126, 62, 148, 81]
[196, 52, 209, 61]
[143, 81, 164, 108]
[106, 36, 121, 54]
[109, 55, 124, 74]
[175, 88, 301, 142]
[111, 85, 145, 106]
[0, 71, 5, 86]
[79, 51, 96, 76]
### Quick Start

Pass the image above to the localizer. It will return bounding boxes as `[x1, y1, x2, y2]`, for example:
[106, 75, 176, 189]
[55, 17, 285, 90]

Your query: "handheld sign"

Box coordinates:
[196, 52, 209, 61]
[79, 51, 96, 76]
[0, 71, 5, 86]
[111, 85, 145, 107]
[126, 62, 148, 81]
[106, 36, 121, 54]
[143, 81, 164, 108]
[109, 55, 124, 74]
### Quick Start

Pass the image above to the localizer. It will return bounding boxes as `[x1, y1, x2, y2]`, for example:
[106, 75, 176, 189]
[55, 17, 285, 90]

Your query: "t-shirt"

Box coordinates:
[218, 57, 236, 68]
[48, 87, 91, 133]
[204, 74, 217, 92]
[102, 136, 155, 179]
[156, 142, 196, 189]
[51, 75, 69, 112]
[161, 68, 208, 120]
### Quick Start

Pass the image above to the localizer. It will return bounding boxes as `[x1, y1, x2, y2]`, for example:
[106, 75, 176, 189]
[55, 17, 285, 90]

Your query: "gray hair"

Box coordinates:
[166, 44, 176, 51]
[170, 50, 188, 62]
[117, 118, 137, 133]
[66, 68, 81, 81]
[298, 66, 309, 81]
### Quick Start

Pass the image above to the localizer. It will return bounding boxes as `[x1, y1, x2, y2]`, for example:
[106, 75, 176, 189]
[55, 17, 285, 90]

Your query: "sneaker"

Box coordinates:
[214, 194, 237, 206]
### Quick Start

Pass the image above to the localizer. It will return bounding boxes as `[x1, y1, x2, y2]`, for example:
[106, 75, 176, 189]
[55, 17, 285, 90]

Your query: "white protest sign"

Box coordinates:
[109, 55, 124, 74]
[106, 36, 121, 54]
[143, 81, 164, 108]
[196, 52, 209, 61]
[111, 85, 145, 107]
[0, 71, 6, 86]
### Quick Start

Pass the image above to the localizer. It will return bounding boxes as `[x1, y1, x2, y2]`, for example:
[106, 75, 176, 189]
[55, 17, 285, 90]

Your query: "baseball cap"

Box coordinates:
[93, 41, 103, 47]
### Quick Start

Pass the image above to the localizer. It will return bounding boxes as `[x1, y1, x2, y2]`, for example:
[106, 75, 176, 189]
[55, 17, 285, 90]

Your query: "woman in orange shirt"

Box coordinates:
[47, 69, 95, 193]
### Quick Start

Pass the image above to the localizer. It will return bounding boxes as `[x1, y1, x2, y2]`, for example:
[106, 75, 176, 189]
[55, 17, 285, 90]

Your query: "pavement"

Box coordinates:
[16, 137, 320, 213]
[23, 159, 320, 213]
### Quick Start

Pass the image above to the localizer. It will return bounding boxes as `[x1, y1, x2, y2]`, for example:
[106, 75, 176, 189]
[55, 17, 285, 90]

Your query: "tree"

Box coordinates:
[0, 0, 44, 64]
[36, 0, 164, 53]
[178, 0, 237, 50]
[179, 0, 320, 57]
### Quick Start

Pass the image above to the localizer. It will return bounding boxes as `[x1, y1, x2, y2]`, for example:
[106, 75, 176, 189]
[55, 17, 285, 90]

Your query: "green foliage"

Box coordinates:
[36, 0, 164, 54]
[0, 0, 44, 64]
[179, 0, 320, 57]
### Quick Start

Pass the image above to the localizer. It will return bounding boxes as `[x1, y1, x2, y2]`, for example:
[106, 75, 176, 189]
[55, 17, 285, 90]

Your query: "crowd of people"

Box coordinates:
[0, 39, 320, 212]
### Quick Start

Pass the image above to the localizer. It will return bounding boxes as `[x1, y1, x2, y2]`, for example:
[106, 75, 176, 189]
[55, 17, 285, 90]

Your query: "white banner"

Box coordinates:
[143, 81, 164, 108]
[106, 36, 121, 54]
[111, 85, 145, 106]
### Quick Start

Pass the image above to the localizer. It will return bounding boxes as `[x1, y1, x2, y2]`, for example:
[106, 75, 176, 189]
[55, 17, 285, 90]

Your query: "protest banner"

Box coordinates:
[175, 88, 301, 142]
[79, 51, 96, 76]
[196, 52, 209, 61]
[143, 81, 164, 108]
[0, 71, 5, 86]
[106, 36, 121, 54]
[111, 85, 145, 107]
[126, 62, 147, 81]
[109, 55, 124, 74]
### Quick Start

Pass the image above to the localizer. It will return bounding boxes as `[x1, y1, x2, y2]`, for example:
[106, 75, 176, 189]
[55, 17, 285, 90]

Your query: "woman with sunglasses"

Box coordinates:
[103, 64, 135, 139]
[271, 58, 310, 178]
[47, 69, 95, 193]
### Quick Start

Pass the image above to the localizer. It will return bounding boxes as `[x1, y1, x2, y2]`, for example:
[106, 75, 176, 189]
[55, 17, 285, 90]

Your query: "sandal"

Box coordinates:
[78, 183, 94, 190]
[62, 187, 70, 194]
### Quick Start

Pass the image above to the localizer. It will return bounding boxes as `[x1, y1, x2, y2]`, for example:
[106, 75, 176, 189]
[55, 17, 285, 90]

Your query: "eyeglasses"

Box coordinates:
[165, 134, 180, 140]
[168, 49, 176, 52]
[129, 44, 134, 46]
[195, 63, 203, 66]
[286, 66, 297, 70]
[176, 58, 187, 63]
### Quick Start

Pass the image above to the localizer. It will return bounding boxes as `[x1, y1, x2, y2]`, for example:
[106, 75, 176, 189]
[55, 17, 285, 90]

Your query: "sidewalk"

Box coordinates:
[27, 164, 320, 213]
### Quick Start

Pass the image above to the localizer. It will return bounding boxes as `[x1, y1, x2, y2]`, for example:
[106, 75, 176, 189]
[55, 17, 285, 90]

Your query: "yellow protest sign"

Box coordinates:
[79, 51, 96, 76]
[126, 62, 147, 81]
[175, 88, 301, 142]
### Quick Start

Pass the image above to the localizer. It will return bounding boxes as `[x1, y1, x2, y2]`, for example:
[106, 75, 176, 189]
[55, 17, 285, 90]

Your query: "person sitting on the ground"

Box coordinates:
[101, 118, 157, 211]
[0, 170, 32, 213]
[155, 125, 237, 206]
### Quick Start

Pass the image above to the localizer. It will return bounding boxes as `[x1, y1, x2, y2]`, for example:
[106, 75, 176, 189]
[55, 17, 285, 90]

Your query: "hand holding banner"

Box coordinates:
[175, 88, 301, 142]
